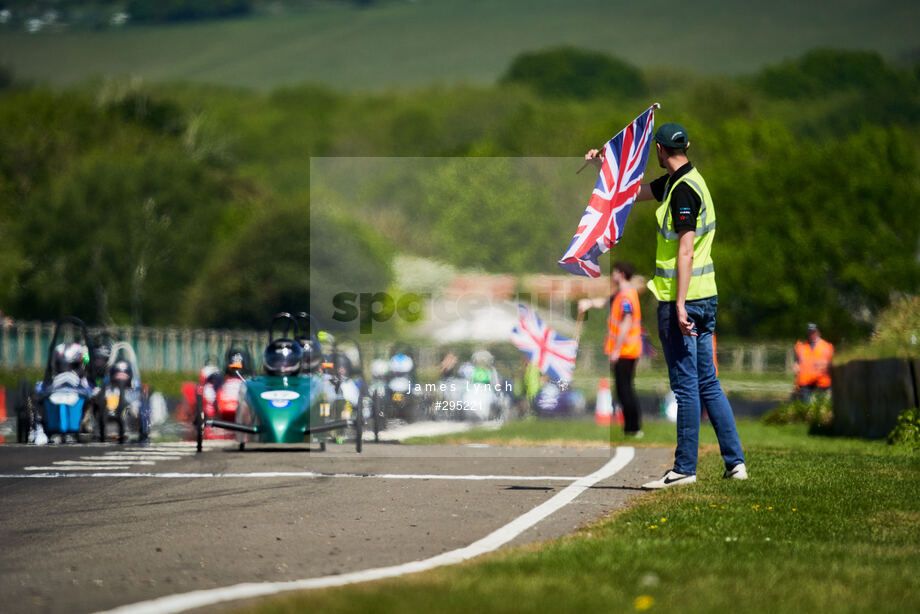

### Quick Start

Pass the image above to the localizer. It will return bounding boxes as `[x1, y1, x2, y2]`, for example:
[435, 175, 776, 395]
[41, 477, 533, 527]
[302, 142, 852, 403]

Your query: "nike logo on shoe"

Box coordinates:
[723, 463, 748, 480]
[642, 470, 697, 489]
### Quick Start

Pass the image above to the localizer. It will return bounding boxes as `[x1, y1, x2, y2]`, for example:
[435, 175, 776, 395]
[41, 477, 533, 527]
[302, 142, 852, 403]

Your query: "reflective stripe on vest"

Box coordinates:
[654, 263, 715, 279]
[647, 168, 718, 302]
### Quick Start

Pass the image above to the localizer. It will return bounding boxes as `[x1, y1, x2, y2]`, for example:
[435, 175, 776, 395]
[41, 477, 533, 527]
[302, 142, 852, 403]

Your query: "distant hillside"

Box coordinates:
[0, 0, 918, 90]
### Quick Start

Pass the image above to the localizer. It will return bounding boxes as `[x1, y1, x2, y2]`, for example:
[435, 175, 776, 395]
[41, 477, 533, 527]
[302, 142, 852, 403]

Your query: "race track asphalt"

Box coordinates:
[0, 440, 672, 614]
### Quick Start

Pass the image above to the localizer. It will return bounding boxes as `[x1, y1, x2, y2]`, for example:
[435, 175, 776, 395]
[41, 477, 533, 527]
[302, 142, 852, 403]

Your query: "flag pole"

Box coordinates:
[572, 308, 587, 347]
[576, 102, 661, 175]
[575, 152, 602, 175]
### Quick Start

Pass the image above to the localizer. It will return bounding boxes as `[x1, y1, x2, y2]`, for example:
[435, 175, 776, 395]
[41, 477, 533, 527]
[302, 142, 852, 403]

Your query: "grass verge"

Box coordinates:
[572, 369, 794, 402]
[404, 416, 880, 453]
[233, 420, 920, 614]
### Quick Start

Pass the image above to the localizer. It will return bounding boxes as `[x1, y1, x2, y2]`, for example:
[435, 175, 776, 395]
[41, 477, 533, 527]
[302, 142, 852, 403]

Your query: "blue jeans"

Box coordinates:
[657, 296, 745, 475]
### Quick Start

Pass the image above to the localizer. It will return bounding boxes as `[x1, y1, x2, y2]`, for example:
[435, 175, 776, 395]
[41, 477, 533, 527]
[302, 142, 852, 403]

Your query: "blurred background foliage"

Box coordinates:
[0, 9, 918, 349]
[501, 47, 647, 100]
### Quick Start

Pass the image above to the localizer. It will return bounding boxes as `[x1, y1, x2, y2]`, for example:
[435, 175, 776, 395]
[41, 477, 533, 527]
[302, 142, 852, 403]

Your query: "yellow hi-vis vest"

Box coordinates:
[647, 167, 718, 302]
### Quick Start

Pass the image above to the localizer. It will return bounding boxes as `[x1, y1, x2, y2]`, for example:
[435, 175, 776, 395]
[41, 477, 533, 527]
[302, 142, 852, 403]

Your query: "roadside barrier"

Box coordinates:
[0, 320, 262, 373]
[832, 358, 920, 438]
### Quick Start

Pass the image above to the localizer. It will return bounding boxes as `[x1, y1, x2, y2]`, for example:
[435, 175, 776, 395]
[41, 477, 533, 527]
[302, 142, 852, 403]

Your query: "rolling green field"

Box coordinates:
[238, 420, 920, 614]
[1, 0, 918, 90]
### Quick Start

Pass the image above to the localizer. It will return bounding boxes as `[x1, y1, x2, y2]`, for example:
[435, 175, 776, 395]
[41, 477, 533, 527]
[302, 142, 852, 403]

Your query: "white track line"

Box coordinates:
[150, 443, 227, 449]
[50, 460, 156, 466]
[106, 450, 195, 456]
[94, 446, 635, 614]
[23, 466, 132, 472]
[18, 448, 189, 472]
[0, 471, 585, 480]
[82, 456, 183, 461]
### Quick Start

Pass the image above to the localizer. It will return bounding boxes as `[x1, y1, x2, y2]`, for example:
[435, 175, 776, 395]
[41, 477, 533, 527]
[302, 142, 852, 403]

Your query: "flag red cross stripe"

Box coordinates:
[519, 317, 575, 372]
[576, 125, 637, 257]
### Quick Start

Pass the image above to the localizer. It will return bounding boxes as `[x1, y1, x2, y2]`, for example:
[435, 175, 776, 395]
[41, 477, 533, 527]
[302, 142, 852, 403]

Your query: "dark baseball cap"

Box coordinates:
[654, 122, 689, 149]
[807, 322, 819, 333]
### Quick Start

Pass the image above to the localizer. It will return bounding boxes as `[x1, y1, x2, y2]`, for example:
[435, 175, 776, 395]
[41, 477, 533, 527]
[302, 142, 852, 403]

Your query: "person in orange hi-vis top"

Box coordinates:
[794, 322, 834, 403]
[579, 261, 644, 437]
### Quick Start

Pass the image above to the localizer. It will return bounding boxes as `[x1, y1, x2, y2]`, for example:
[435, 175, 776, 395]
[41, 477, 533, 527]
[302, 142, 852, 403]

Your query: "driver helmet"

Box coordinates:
[296, 334, 322, 374]
[370, 359, 388, 379]
[89, 339, 112, 380]
[388, 353, 414, 375]
[335, 353, 353, 378]
[224, 347, 253, 377]
[54, 342, 88, 375]
[109, 359, 133, 387]
[342, 346, 361, 373]
[263, 339, 303, 377]
[198, 364, 223, 403]
[198, 364, 220, 386]
[471, 349, 494, 366]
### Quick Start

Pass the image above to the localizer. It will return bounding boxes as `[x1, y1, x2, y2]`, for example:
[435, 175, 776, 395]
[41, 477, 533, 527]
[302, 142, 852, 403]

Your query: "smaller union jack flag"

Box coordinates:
[559, 105, 657, 277]
[510, 304, 578, 382]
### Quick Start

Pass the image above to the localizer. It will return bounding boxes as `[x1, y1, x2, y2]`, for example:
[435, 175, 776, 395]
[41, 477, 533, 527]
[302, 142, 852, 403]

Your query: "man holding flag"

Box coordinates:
[578, 116, 746, 489]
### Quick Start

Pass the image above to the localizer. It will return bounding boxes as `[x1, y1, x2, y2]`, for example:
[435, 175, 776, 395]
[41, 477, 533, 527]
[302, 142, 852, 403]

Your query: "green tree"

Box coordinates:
[126, 0, 252, 23]
[0, 88, 246, 325]
[182, 203, 309, 330]
[755, 48, 906, 99]
[710, 120, 920, 340]
[501, 47, 646, 100]
[309, 207, 395, 331]
[15, 140, 238, 324]
[414, 158, 563, 273]
[183, 202, 393, 331]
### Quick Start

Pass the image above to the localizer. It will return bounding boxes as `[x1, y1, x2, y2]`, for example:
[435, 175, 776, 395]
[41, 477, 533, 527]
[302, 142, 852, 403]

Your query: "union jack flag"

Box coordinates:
[558, 105, 656, 277]
[510, 304, 578, 382]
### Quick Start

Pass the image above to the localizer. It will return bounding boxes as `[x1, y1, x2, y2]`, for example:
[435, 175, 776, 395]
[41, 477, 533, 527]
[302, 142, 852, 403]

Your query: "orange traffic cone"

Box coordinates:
[613, 401, 625, 427]
[595, 377, 612, 425]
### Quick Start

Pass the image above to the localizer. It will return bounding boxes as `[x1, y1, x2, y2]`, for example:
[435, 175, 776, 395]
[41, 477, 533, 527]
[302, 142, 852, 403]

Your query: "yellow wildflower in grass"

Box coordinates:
[648, 525, 659, 530]
[634, 595, 655, 611]
[751, 504, 760, 510]
[767, 506, 773, 510]
[660, 517, 667, 523]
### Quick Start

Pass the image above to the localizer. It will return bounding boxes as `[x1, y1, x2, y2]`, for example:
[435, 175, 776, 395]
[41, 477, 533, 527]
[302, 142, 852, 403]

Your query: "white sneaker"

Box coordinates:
[642, 470, 696, 489]
[723, 463, 748, 480]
